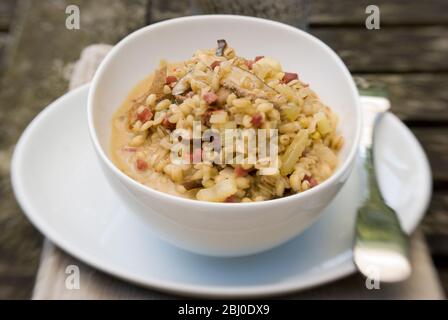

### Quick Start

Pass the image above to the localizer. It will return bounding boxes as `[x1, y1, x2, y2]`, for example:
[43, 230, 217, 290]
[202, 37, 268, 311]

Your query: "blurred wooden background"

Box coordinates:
[0, 0, 447, 299]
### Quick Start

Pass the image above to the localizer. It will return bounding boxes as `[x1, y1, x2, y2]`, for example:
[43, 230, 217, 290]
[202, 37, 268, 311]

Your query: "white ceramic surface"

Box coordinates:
[12, 86, 431, 298]
[87, 15, 362, 256]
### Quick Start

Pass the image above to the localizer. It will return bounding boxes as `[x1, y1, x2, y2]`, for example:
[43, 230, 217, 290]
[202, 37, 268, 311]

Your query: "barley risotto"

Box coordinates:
[111, 40, 344, 203]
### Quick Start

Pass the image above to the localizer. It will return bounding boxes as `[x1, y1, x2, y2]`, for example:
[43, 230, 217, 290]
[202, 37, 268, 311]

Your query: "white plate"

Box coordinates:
[11, 85, 431, 298]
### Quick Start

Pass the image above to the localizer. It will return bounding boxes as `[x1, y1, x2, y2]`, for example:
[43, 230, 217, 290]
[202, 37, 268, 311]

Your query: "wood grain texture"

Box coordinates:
[149, 1, 448, 26]
[33, 233, 445, 300]
[311, 27, 448, 73]
[348, 74, 448, 122]
[423, 192, 448, 236]
[149, 0, 310, 27]
[0, 0, 16, 31]
[0, 33, 7, 68]
[411, 128, 448, 182]
[311, 0, 448, 26]
[0, 0, 148, 300]
[147, 0, 192, 23]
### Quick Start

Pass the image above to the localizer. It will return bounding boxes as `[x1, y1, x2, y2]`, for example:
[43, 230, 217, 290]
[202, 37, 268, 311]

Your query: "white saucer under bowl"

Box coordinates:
[11, 85, 431, 298]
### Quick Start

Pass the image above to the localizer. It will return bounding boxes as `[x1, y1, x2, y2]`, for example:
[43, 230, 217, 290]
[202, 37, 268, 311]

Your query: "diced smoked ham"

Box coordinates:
[162, 118, 176, 131]
[244, 60, 254, 70]
[235, 166, 249, 177]
[225, 195, 237, 203]
[304, 175, 318, 188]
[203, 92, 218, 105]
[282, 72, 298, 83]
[210, 61, 221, 70]
[136, 159, 148, 171]
[137, 108, 153, 122]
[251, 113, 264, 128]
[165, 76, 177, 87]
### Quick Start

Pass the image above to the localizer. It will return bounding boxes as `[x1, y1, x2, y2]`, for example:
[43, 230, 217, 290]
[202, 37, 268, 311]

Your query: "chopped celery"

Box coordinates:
[196, 178, 237, 202]
[280, 129, 309, 176]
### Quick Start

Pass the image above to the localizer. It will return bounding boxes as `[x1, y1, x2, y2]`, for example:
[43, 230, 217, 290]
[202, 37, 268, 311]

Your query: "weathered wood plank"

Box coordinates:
[0, 0, 16, 31]
[0, 0, 148, 148]
[358, 74, 448, 122]
[149, 1, 448, 27]
[0, 276, 35, 300]
[311, 27, 448, 73]
[423, 192, 448, 237]
[435, 266, 448, 298]
[0, 33, 7, 66]
[0, 0, 148, 300]
[422, 192, 448, 259]
[422, 192, 448, 262]
[149, 0, 310, 28]
[147, 0, 192, 23]
[411, 128, 448, 182]
[311, 0, 448, 26]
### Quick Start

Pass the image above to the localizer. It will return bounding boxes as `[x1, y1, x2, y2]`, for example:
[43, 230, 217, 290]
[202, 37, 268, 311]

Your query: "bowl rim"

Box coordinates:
[87, 14, 362, 208]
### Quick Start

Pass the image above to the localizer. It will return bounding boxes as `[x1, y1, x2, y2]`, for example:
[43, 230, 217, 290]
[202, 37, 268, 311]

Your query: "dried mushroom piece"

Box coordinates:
[216, 39, 227, 57]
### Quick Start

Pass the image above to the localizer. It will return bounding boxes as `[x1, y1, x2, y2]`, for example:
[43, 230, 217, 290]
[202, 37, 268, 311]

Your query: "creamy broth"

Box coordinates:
[110, 72, 193, 199]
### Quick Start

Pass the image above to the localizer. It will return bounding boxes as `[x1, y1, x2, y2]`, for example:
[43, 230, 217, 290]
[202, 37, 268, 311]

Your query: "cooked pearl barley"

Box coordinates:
[290, 171, 301, 192]
[301, 180, 311, 191]
[156, 99, 171, 111]
[236, 177, 250, 189]
[311, 131, 321, 140]
[241, 163, 253, 171]
[257, 102, 274, 113]
[211, 73, 220, 92]
[137, 105, 146, 114]
[203, 179, 215, 188]
[224, 47, 236, 59]
[279, 122, 300, 134]
[140, 121, 153, 132]
[171, 165, 183, 182]
[210, 111, 228, 124]
[268, 109, 281, 121]
[299, 117, 309, 128]
[331, 135, 344, 151]
[279, 134, 291, 145]
[226, 93, 237, 106]
[163, 85, 172, 95]
[242, 115, 253, 128]
[153, 111, 166, 125]
[132, 120, 142, 132]
[168, 113, 181, 124]
[145, 94, 157, 107]
[176, 185, 187, 194]
[232, 98, 252, 109]
[275, 179, 285, 197]
[130, 135, 146, 147]
[179, 103, 192, 115]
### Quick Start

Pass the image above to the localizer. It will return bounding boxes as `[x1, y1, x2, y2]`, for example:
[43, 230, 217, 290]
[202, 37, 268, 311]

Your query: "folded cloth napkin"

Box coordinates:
[32, 45, 445, 300]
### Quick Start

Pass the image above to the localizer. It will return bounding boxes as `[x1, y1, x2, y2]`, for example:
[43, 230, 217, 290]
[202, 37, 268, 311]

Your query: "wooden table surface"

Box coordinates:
[0, 0, 447, 299]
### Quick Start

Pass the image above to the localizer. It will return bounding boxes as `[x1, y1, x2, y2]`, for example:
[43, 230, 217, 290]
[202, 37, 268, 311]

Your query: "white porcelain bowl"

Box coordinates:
[87, 15, 361, 257]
